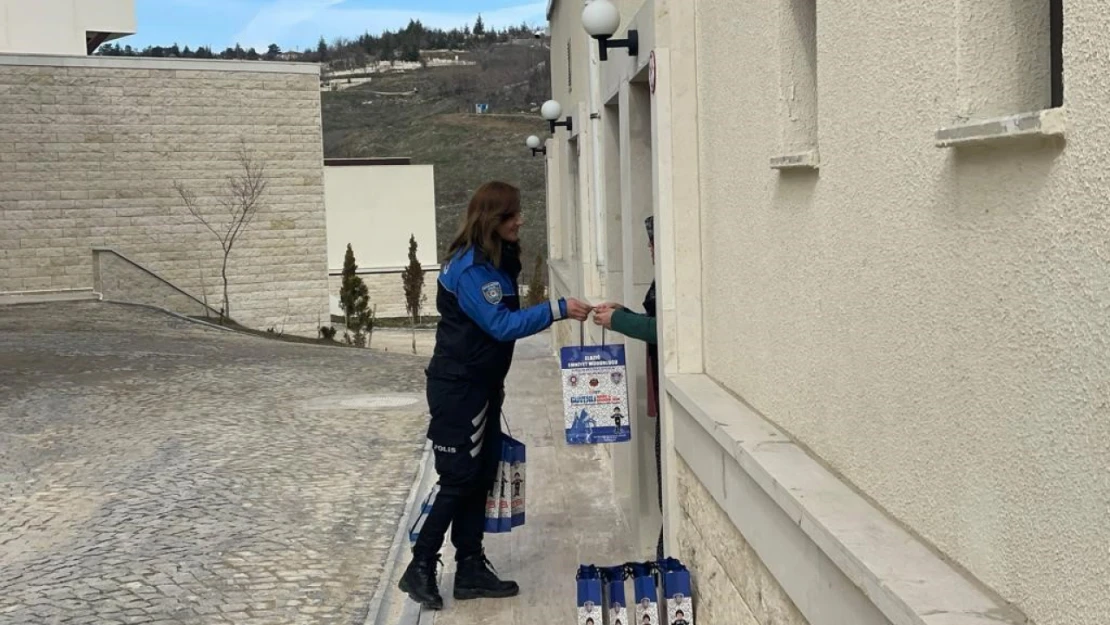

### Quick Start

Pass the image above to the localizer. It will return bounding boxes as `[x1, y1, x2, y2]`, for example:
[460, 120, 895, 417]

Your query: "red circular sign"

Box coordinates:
[648, 50, 657, 94]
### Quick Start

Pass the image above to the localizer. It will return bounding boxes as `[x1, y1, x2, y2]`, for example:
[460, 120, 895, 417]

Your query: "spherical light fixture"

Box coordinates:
[541, 100, 563, 121]
[582, 0, 621, 38]
[525, 135, 547, 157]
[540, 100, 573, 133]
[582, 0, 639, 62]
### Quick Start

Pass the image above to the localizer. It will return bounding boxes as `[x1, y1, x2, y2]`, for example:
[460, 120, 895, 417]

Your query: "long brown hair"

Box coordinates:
[446, 181, 521, 268]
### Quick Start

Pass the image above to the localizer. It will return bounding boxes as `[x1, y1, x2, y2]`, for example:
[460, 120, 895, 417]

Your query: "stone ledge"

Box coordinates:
[0, 288, 99, 306]
[327, 265, 441, 276]
[666, 373, 1028, 625]
[0, 53, 320, 75]
[935, 108, 1066, 148]
[770, 149, 820, 171]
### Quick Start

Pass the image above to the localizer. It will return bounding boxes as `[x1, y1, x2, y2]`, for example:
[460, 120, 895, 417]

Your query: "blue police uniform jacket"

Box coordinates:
[427, 245, 567, 386]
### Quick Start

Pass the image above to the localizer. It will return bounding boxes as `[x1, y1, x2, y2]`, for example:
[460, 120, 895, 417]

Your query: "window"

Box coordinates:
[567, 40, 573, 91]
[774, 0, 819, 166]
[1050, 0, 1063, 108]
[956, 0, 1063, 120]
[567, 138, 580, 258]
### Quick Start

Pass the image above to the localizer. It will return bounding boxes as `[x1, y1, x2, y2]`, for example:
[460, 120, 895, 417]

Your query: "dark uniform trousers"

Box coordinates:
[412, 376, 504, 561]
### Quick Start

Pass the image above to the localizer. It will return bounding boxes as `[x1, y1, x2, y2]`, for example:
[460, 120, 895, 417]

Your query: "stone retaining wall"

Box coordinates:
[0, 55, 329, 336]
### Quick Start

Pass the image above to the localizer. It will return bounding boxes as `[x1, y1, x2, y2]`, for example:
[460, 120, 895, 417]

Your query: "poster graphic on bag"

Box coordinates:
[577, 565, 604, 625]
[561, 339, 631, 445]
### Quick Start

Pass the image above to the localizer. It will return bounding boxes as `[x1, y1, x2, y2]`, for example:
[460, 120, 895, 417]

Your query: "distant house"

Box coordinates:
[0, 0, 136, 55]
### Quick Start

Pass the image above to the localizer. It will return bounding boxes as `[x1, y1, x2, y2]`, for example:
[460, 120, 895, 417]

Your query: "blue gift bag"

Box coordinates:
[506, 435, 526, 527]
[496, 436, 513, 533]
[660, 559, 694, 625]
[631, 563, 660, 625]
[577, 565, 604, 625]
[603, 566, 630, 625]
[485, 435, 510, 534]
[484, 426, 527, 534]
[561, 338, 632, 445]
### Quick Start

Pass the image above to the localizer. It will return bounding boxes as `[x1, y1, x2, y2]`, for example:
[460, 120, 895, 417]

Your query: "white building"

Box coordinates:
[0, 0, 136, 56]
[543, 1, 1104, 625]
[324, 158, 439, 319]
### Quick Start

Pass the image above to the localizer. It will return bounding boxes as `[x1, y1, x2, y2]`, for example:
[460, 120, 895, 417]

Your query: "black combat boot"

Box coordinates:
[453, 554, 520, 600]
[398, 554, 444, 610]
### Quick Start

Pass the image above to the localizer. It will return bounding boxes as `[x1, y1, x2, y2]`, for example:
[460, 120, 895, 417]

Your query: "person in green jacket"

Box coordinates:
[593, 217, 657, 345]
[592, 216, 663, 559]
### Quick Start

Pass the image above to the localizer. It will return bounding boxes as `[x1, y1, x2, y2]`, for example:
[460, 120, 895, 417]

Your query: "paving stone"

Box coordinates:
[0, 302, 429, 625]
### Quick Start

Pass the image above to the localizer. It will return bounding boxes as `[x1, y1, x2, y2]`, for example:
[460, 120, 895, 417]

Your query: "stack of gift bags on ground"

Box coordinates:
[577, 559, 694, 625]
[410, 431, 527, 542]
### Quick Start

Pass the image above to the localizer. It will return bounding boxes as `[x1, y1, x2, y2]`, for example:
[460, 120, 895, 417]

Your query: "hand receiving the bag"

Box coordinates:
[594, 302, 625, 314]
[593, 306, 615, 329]
[566, 298, 594, 321]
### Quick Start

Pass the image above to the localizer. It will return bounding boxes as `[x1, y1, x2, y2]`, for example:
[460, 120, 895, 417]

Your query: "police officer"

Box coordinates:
[399, 181, 592, 610]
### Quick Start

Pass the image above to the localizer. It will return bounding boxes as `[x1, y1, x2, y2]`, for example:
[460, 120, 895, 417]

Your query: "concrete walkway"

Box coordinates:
[380, 333, 638, 624]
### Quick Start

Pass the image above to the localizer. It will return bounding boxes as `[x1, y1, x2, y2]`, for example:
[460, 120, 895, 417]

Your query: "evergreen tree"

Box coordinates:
[401, 235, 425, 354]
[339, 244, 373, 347]
[473, 14, 486, 36]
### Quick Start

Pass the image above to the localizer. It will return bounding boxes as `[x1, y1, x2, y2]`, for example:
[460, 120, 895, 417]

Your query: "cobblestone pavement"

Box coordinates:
[0, 302, 430, 625]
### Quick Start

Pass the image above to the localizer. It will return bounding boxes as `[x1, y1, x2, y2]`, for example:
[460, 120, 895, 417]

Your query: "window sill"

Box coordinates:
[666, 373, 1028, 625]
[935, 108, 1066, 148]
[770, 150, 820, 171]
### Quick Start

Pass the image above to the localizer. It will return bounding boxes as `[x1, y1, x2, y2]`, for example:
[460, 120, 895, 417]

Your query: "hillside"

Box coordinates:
[321, 42, 552, 282]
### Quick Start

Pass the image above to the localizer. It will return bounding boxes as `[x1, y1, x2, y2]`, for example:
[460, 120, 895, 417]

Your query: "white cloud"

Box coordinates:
[233, 0, 547, 50]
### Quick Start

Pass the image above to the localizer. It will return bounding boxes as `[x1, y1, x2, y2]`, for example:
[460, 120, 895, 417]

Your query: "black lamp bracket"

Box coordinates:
[548, 117, 574, 133]
[597, 29, 639, 62]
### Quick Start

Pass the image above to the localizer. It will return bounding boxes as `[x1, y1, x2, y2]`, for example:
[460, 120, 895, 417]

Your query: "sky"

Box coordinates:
[129, 0, 548, 51]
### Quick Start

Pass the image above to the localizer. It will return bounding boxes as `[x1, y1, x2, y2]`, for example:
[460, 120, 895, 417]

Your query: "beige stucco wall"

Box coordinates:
[696, 3, 1108, 625]
[0, 0, 136, 55]
[324, 164, 438, 272]
[547, 0, 594, 118]
[0, 55, 330, 337]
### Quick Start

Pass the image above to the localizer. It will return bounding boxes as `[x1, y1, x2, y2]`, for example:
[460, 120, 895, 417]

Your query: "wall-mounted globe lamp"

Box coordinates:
[583, 0, 639, 62]
[526, 135, 547, 157]
[541, 100, 573, 133]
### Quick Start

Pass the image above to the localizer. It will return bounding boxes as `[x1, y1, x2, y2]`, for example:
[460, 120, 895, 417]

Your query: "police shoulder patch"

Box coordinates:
[481, 281, 503, 304]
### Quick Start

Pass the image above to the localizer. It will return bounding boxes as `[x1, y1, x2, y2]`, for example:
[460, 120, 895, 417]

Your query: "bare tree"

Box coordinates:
[173, 143, 267, 324]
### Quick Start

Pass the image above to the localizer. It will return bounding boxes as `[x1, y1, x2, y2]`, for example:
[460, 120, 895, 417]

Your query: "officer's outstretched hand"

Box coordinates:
[566, 298, 593, 321]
